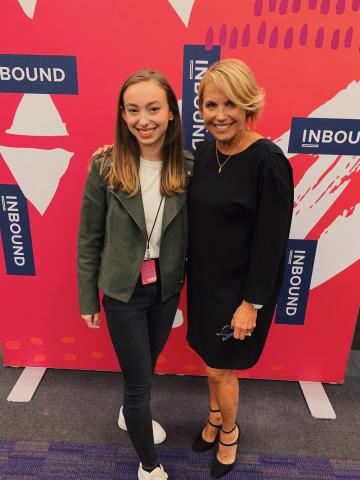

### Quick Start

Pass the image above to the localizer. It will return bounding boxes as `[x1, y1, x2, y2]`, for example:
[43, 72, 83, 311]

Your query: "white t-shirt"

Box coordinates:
[139, 157, 164, 259]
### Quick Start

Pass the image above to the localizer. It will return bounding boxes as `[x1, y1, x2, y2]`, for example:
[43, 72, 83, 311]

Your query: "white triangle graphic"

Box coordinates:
[17, 0, 38, 19]
[0, 146, 74, 215]
[7, 94, 69, 137]
[168, 0, 196, 27]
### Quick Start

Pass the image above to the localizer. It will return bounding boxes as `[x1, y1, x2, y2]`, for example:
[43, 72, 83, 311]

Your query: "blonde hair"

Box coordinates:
[94, 69, 185, 197]
[199, 58, 264, 123]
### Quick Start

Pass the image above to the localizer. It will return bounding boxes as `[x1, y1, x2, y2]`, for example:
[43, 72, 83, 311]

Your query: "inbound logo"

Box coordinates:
[275, 239, 317, 325]
[0, 54, 78, 94]
[0, 185, 35, 276]
[182, 45, 220, 151]
[288, 117, 360, 155]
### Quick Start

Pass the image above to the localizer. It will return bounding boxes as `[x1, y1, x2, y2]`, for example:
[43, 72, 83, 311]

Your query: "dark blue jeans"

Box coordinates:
[103, 279, 179, 468]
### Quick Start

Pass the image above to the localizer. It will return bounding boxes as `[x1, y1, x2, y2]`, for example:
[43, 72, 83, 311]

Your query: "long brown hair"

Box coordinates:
[100, 69, 185, 196]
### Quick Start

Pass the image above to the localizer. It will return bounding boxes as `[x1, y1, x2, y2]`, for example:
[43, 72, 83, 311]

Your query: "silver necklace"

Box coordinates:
[216, 147, 234, 173]
[215, 134, 247, 174]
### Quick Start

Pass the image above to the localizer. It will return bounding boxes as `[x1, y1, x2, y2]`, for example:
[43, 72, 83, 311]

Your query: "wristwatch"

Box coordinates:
[251, 303, 263, 310]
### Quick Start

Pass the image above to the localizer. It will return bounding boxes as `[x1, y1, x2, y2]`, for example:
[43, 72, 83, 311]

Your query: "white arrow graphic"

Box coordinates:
[168, 0, 196, 27]
[17, 0, 38, 19]
[7, 94, 68, 137]
[0, 146, 74, 215]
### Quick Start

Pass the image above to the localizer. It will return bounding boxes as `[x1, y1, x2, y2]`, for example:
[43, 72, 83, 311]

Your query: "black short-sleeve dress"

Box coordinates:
[186, 138, 293, 370]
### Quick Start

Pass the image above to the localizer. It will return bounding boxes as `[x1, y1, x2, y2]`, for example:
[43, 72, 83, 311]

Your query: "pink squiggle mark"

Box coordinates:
[279, 0, 289, 14]
[242, 24, 251, 47]
[299, 24, 309, 45]
[269, 0, 277, 12]
[292, 0, 301, 13]
[269, 26, 279, 48]
[344, 27, 353, 47]
[284, 27, 294, 48]
[315, 27, 324, 47]
[229, 27, 238, 49]
[336, 0, 345, 14]
[254, 0, 264, 16]
[219, 24, 227, 46]
[320, 0, 330, 14]
[205, 27, 214, 50]
[257, 21, 267, 44]
[309, 0, 317, 9]
[331, 29, 340, 49]
[352, 0, 360, 12]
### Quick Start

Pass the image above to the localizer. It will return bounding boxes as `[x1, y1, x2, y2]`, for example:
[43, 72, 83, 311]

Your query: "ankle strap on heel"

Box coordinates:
[219, 423, 240, 447]
[209, 407, 221, 413]
[208, 419, 222, 428]
[221, 424, 237, 435]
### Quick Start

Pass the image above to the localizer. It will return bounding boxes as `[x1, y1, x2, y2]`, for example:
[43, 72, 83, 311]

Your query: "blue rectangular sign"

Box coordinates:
[288, 117, 360, 155]
[0, 185, 36, 276]
[275, 239, 317, 325]
[182, 45, 221, 151]
[0, 54, 78, 94]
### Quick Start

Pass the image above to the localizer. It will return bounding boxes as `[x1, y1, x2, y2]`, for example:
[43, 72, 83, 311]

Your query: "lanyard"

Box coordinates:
[145, 197, 164, 261]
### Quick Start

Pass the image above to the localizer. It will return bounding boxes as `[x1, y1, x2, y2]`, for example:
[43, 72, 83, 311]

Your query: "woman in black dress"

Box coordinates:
[187, 59, 293, 478]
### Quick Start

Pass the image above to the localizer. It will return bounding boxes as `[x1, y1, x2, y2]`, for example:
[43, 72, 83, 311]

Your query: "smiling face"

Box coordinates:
[122, 80, 174, 158]
[200, 79, 247, 150]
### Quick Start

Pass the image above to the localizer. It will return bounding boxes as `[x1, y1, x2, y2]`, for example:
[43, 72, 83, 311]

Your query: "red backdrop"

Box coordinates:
[0, 0, 359, 382]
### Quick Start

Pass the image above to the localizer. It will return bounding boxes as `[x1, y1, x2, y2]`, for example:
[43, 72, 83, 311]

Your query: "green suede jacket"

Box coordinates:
[77, 153, 194, 314]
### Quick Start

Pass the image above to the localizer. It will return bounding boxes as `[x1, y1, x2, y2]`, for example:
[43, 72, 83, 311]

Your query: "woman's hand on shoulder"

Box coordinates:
[92, 144, 114, 158]
[81, 312, 101, 329]
[231, 301, 257, 341]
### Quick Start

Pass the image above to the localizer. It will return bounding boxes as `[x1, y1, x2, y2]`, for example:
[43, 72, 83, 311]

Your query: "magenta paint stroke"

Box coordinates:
[336, 0, 345, 14]
[315, 27, 324, 47]
[257, 21, 267, 44]
[331, 29, 340, 49]
[254, 0, 264, 16]
[279, 0, 289, 14]
[320, 0, 330, 14]
[269, 26, 279, 48]
[242, 24, 251, 47]
[292, 0, 301, 13]
[299, 24, 309, 45]
[284, 27, 294, 48]
[344, 27, 353, 48]
[205, 27, 214, 50]
[219, 24, 227, 46]
[229, 27, 239, 49]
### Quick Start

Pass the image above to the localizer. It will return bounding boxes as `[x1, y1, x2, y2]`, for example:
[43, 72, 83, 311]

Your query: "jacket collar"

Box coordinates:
[111, 187, 187, 238]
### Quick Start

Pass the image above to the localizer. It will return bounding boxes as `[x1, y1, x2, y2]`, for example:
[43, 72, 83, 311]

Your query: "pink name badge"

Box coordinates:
[141, 260, 157, 285]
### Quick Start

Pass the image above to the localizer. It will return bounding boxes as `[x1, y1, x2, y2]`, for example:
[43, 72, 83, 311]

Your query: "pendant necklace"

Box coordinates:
[216, 133, 247, 174]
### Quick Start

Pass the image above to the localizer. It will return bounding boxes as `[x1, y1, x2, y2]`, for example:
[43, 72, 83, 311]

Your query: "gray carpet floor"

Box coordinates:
[1, 351, 359, 461]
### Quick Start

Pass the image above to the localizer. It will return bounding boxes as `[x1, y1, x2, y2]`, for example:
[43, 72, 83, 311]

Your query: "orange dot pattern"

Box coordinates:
[64, 353, 77, 361]
[61, 337, 76, 344]
[271, 364, 284, 371]
[34, 354, 47, 362]
[5, 340, 21, 350]
[91, 352, 104, 359]
[31, 337, 43, 346]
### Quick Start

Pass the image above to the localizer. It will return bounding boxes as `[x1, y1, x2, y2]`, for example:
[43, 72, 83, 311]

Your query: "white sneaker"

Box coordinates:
[138, 463, 168, 479]
[118, 406, 166, 444]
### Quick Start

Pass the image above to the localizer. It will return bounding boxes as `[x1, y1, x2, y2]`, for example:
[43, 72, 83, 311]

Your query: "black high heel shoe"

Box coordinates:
[210, 423, 240, 478]
[192, 408, 222, 452]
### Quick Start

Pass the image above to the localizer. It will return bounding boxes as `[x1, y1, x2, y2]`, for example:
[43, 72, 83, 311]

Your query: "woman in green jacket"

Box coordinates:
[77, 69, 192, 480]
